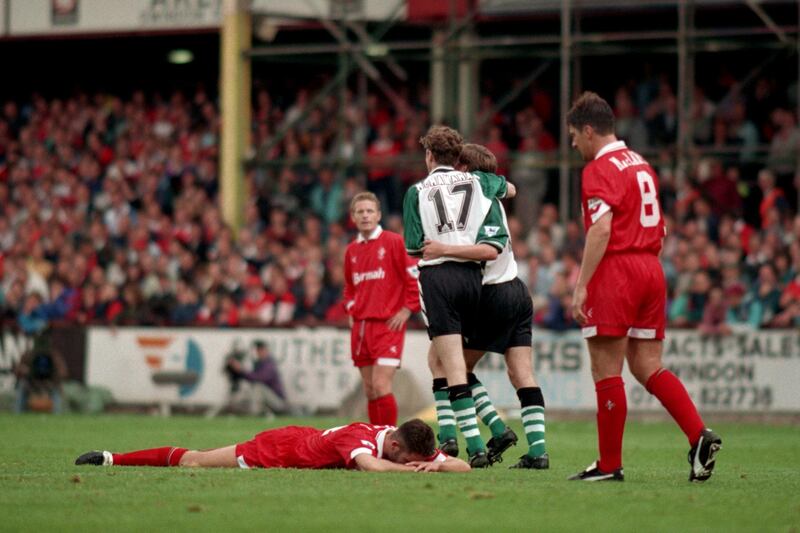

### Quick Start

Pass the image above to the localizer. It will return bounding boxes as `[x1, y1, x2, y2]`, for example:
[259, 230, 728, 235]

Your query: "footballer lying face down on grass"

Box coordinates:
[75, 418, 471, 473]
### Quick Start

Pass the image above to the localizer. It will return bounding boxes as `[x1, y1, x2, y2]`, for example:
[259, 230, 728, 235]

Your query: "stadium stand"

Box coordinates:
[0, 68, 799, 337]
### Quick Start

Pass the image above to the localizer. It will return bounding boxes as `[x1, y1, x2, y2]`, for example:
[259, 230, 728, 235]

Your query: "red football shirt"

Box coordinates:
[244, 423, 447, 469]
[581, 140, 665, 255]
[343, 227, 420, 321]
[285, 423, 391, 469]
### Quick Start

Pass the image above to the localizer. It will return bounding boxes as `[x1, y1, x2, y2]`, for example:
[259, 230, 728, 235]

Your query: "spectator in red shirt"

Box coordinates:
[217, 293, 240, 327]
[702, 161, 742, 217]
[365, 123, 401, 214]
[758, 169, 788, 228]
[239, 275, 273, 326]
[263, 266, 296, 326]
[484, 126, 510, 177]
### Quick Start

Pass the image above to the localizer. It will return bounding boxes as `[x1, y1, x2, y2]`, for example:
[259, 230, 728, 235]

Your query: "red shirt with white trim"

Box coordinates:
[343, 227, 420, 321]
[581, 140, 665, 255]
[241, 423, 446, 469]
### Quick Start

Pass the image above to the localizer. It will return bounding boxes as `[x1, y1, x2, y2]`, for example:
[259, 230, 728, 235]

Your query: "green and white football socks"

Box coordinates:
[432, 378, 457, 444]
[468, 372, 507, 439]
[449, 383, 486, 455]
[518, 387, 547, 458]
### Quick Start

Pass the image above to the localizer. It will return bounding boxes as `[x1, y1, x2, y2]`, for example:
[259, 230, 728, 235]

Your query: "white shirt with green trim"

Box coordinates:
[482, 201, 518, 285]
[403, 166, 509, 267]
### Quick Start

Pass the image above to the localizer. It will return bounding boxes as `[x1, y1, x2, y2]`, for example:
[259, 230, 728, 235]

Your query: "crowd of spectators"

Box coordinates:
[0, 88, 349, 333]
[0, 66, 798, 337]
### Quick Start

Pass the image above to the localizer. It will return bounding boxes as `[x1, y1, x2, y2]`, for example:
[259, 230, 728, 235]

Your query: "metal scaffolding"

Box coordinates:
[234, 0, 800, 227]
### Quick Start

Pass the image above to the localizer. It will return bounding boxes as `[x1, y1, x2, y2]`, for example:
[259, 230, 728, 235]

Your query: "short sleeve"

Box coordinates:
[430, 450, 448, 462]
[473, 171, 508, 199]
[325, 424, 377, 467]
[403, 186, 424, 255]
[476, 199, 509, 251]
[582, 163, 619, 226]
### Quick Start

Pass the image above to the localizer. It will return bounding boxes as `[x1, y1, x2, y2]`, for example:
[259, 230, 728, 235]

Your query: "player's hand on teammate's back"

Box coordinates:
[386, 307, 411, 331]
[422, 240, 447, 261]
[572, 285, 588, 325]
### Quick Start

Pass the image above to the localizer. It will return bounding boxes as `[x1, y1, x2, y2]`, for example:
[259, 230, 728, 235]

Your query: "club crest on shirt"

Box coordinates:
[351, 256, 357, 264]
[378, 247, 386, 260]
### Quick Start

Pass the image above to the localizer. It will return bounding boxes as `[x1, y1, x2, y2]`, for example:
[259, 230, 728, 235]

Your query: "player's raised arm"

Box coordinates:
[472, 171, 508, 199]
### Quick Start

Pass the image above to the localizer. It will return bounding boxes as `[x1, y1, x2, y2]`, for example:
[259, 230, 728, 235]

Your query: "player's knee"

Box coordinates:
[590, 359, 621, 381]
[362, 381, 375, 399]
[629, 365, 652, 387]
[507, 367, 535, 389]
[372, 377, 393, 396]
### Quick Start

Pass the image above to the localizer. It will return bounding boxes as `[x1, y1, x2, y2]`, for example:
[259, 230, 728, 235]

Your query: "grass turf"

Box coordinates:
[1, 414, 798, 532]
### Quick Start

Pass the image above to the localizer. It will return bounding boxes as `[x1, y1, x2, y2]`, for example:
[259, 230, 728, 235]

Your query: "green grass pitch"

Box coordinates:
[1, 414, 798, 532]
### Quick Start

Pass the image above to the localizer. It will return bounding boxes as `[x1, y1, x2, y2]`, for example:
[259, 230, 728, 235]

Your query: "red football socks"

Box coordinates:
[595, 376, 627, 473]
[112, 446, 188, 467]
[368, 394, 398, 426]
[646, 368, 705, 446]
[367, 399, 379, 424]
[381, 394, 398, 426]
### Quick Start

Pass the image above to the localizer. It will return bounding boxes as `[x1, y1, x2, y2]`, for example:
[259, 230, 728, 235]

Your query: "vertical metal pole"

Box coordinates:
[571, 7, 582, 220]
[572, 8, 582, 101]
[458, 25, 478, 136]
[4, 0, 10, 37]
[559, 0, 572, 222]
[796, 0, 800, 210]
[358, 70, 368, 163]
[677, 0, 694, 181]
[446, 0, 459, 126]
[220, 0, 251, 238]
[337, 47, 349, 173]
[431, 30, 446, 124]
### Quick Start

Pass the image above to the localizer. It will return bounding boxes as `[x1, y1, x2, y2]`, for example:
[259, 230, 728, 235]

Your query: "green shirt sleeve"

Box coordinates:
[403, 185, 424, 256]
[476, 199, 509, 251]
[473, 171, 508, 199]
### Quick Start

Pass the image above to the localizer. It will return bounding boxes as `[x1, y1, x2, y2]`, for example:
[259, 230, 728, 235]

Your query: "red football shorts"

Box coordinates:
[350, 319, 405, 368]
[582, 253, 666, 340]
[235, 426, 318, 469]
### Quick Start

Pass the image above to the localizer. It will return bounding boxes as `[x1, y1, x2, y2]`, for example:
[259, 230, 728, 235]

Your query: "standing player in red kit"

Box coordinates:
[75, 418, 470, 472]
[566, 92, 722, 482]
[344, 192, 421, 426]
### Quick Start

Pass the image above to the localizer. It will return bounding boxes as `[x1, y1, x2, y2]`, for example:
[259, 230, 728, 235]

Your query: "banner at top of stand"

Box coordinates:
[2, 0, 414, 38]
[479, 0, 752, 15]
[5, 0, 221, 36]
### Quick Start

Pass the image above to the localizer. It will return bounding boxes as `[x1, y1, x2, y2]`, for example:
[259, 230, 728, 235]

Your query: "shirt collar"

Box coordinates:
[595, 140, 627, 160]
[430, 165, 455, 174]
[376, 426, 393, 459]
[356, 225, 383, 243]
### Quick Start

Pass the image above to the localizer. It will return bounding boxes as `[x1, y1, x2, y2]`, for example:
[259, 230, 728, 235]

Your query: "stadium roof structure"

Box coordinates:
[241, 0, 799, 223]
[479, 0, 791, 15]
